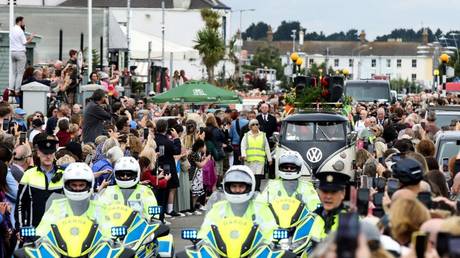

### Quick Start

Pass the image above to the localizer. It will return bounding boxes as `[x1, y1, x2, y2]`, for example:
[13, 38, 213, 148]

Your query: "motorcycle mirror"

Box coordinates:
[111, 226, 127, 238]
[273, 229, 289, 240]
[20, 227, 36, 238]
[181, 229, 198, 240]
[148, 206, 163, 216]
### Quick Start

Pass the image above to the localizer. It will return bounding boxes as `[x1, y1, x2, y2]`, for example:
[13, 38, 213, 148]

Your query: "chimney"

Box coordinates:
[359, 30, 366, 44]
[267, 25, 273, 42]
[422, 28, 429, 45]
[299, 29, 304, 46]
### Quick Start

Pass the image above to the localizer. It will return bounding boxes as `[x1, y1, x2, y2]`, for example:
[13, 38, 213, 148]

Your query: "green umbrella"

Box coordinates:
[151, 81, 241, 104]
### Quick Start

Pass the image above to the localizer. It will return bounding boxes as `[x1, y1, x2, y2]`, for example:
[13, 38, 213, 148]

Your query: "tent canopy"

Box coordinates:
[151, 81, 241, 104]
[120, 27, 198, 59]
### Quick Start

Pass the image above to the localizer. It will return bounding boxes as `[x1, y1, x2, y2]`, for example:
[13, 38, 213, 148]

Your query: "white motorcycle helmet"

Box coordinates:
[278, 151, 302, 180]
[63, 163, 94, 201]
[223, 165, 255, 204]
[114, 157, 140, 188]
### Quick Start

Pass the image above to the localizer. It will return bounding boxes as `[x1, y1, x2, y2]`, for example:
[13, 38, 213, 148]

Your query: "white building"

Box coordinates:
[244, 30, 434, 89]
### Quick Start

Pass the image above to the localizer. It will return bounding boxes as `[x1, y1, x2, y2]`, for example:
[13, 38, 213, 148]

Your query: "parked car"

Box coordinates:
[426, 105, 460, 129]
[435, 131, 460, 178]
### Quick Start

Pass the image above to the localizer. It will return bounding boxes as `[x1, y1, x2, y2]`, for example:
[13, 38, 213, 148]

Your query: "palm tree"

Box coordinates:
[194, 9, 225, 83]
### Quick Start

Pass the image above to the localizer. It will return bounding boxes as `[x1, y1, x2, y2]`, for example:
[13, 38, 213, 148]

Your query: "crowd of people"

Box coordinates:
[0, 83, 457, 257]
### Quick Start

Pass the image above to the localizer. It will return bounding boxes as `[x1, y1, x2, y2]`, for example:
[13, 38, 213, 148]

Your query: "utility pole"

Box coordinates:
[88, 0, 93, 74]
[126, 0, 131, 70]
[161, 0, 165, 69]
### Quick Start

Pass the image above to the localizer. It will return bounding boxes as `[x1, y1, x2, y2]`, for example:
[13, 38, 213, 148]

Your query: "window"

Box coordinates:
[387, 59, 391, 68]
[316, 122, 345, 141]
[371, 59, 376, 67]
[397, 59, 402, 67]
[334, 59, 339, 67]
[285, 122, 314, 141]
[412, 59, 417, 68]
[309, 59, 314, 65]
[411, 73, 417, 81]
[349, 59, 353, 67]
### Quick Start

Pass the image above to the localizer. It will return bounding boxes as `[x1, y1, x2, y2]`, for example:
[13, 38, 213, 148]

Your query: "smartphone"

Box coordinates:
[412, 232, 428, 258]
[449, 236, 460, 255]
[387, 178, 399, 198]
[378, 157, 385, 166]
[361, 175, 369, 189]
[19, 131, 27, 144]
[143, 128, 149, 140]
[357, 188, 369, 216]
[436, 232, 450, 257]
[163, 164, 170, 175]
[417, 192, 432, 209]
[442, 157, 449, 172]
[2, 119, 10, 132]
[336, 213, 360, 258]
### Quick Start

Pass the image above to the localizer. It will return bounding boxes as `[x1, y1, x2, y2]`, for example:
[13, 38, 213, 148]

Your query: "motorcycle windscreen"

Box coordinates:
[49, 216, 100, 257]
[208, 217, 262, 258]
[269, 197, 307, 228]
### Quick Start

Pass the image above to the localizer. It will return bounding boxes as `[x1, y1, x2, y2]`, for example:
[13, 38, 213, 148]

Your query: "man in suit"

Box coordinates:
[256, 103, 277, 141]
[256, 103, 278, 179]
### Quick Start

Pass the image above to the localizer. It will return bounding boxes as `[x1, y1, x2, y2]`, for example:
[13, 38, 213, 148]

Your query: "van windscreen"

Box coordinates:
[346, 82, 390, 102]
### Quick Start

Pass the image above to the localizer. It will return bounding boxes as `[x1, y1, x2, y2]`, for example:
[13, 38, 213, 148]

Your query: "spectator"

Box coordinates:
[154, 119, 182, 217]
[82, 89, 111, 143]
[89, 71, 100, 85]
[28, 118, 44, 143]
[229, 110, 248, 165]
[180, 70, 188, 83]
[204, 114, 226, 179]
[10, 16, 35, 100]
[389, 198, 430, 246]
[65, 49, 80, 105]
[188, 139, 210, 215]
[415, 139, 435, 157]
[9, 144, 32, 183]
[56, 118, 71, 147]
[13, 108, 27, 132]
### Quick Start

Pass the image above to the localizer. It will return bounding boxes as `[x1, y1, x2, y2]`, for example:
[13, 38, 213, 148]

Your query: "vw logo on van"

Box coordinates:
[306, 147, 323, 163]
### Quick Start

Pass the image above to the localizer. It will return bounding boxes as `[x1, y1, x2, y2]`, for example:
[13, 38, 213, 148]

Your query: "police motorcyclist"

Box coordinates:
[15, 136, 64, 229]
[97, 156, 158, 219]
[36, 163, 103, 236]
[258, 151, 320, 211]
[309, 171, 350, 243]
[198, 165, 277, 242]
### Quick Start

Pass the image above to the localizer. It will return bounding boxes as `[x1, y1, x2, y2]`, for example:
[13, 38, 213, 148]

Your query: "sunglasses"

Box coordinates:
[251, 123, 259, 126]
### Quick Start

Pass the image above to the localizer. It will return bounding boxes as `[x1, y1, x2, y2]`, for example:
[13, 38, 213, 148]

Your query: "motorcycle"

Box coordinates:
[103, 204, 174, 258]
[14, 216, 135, 258]
[268, 197, 316, 255]
[176, 216, 297, 258]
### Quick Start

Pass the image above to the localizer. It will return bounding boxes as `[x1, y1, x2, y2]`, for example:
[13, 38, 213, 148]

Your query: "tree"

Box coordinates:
[228, 36, 240, 81]
[250, 45, 285, 79]
[242, 22, 269, 40]
[273, 21, 301, 41]
[194, 9, 225, 82]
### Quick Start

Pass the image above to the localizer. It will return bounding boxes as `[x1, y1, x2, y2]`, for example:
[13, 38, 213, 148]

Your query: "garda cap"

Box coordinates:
[316, 171, 350, 192]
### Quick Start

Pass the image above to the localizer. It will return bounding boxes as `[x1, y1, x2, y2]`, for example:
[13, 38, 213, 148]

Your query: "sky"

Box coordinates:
[222, 0, 460, 40]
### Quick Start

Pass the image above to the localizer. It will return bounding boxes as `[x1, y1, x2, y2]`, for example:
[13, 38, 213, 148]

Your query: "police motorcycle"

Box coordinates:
[97, 157, 174, 258]
[14, 163, 136, 258]
[258, 153, 318, 255]
[103, 204, 173, 258]
[177, 166, 296, 258]
[176, 216, 296, 258]
[15, 216, 136, 258]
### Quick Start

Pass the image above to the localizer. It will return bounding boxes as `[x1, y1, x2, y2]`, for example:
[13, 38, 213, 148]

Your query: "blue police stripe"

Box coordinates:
[293, 218, 314, 242]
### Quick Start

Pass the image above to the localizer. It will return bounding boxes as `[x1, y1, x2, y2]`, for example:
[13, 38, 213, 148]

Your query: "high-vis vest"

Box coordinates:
[198, 200, 277, 242]
[246, 132, 266, 163]
[96, 184, 158, 219]
[16, 166, 64, 228]
[258, 179, 321, 212]
[36, 198, 103, 236]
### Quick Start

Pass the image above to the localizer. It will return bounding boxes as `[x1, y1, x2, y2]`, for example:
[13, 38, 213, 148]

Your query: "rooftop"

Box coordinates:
[243, 40, 423, 57]
[59, 0, 230, 9]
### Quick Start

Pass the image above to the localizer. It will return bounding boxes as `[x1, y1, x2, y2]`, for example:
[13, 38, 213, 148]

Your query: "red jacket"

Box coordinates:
[141, 170, 168, 189]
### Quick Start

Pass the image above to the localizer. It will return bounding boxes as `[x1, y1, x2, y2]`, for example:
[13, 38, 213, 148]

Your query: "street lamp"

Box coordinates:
[231, 9, 255, 34]
[291, 30, 297, 53]
[291, 52, 299, 77]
